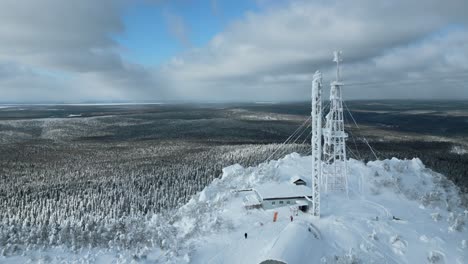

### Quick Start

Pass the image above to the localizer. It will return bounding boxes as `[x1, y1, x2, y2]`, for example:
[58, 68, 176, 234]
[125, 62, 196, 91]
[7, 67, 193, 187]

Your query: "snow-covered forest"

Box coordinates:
[0, 142, 310, 254]
[0, 105, 311, 256]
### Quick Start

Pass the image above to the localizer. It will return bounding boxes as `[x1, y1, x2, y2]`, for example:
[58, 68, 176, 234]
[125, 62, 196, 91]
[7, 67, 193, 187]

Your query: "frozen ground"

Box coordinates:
[2, 153, 468, 263]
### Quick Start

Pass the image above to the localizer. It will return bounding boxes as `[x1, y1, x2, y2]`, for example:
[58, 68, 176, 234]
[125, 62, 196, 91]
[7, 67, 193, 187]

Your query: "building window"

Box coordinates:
[272, 201, 275, 205]
[287, 201, 290, 204]
[279, 201, 284, 204]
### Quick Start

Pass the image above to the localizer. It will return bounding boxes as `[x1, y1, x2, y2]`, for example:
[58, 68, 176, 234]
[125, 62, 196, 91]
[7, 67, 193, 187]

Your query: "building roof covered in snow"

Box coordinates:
[243, 194, 262, 207]
[289, 176, 307, 186]
[254, 182, 311, 200]
[259, 221, 322, 264]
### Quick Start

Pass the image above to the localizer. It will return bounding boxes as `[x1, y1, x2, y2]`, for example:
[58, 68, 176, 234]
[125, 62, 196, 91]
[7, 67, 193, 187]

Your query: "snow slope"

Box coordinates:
[168, 153, 468, 264]
[2, 153, 467, 263]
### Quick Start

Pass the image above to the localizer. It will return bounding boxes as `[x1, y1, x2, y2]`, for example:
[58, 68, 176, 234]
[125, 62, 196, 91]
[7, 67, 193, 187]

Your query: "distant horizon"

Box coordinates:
[1, 98, 468, 106]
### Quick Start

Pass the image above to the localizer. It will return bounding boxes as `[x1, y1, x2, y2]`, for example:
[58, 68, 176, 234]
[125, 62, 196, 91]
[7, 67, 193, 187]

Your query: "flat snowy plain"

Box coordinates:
[3, 153, 468, 263]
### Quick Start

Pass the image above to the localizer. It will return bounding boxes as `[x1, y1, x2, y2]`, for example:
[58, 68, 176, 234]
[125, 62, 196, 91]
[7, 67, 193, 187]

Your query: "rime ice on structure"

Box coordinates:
[311, 71, 323, 217]
[322, 51, 348, 194]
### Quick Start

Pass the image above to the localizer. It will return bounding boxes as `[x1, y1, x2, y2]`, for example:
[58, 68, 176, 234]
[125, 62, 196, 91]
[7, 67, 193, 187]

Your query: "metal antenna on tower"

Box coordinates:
[322, 51, 348, 194]
[311, 71, 323, 217]
[334, 50, 342, 81]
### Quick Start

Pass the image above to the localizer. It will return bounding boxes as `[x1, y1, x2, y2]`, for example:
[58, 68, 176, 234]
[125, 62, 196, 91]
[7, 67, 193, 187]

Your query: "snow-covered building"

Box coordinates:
[289, 176, 307, 186]
[243, 178, 312, 211]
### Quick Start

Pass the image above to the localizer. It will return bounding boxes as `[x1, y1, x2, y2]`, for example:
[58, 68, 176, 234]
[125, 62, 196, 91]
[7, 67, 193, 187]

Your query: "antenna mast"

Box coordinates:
[322, 51, 348, 194]
[311, 71, 323, 217]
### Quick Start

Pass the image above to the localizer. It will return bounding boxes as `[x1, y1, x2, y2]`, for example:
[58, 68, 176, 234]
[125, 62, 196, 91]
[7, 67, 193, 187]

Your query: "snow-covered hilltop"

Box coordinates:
[166, 153, 467, 264]
[3, 154, 467, 263]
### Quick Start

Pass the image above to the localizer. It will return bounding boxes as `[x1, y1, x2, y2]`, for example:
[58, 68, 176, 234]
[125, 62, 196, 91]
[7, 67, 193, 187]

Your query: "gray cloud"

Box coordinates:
[0, 0, 169, 102]
[159, 0, 468, 101]
[0, 0, 467, 102]
[0, 0, 124, 67]
[0, 62, 75, 102]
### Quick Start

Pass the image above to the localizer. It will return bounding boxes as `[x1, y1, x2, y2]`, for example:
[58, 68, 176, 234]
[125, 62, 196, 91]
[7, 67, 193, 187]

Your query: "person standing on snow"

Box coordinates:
[290, 216, 293, 222]
[244, 233, 247, 239]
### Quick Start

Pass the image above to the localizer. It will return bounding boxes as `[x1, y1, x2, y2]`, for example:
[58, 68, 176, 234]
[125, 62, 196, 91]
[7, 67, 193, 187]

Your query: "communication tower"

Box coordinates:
[322, 51, 348, 194]
[311, 71, 323, 217]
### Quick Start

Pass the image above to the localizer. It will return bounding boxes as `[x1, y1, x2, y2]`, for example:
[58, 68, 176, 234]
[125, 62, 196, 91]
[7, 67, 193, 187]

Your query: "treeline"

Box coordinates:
[0, 140, 307, 255]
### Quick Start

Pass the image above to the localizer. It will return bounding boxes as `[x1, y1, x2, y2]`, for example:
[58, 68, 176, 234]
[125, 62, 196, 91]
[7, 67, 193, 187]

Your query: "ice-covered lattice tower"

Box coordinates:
[322, 51, 348, 194]
[311, 71, 323, 217]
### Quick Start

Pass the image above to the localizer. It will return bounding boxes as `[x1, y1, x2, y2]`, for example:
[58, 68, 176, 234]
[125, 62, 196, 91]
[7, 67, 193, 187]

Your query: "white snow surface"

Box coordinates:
[451, 146, 468, 155]
[3, 153, 468, 263]
[174, 153, 468, 264]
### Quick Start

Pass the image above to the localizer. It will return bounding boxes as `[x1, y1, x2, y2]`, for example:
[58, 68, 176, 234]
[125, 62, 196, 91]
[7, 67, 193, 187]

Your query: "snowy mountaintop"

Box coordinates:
[167, 153, 468, 264]
[5, 153, 467, 263]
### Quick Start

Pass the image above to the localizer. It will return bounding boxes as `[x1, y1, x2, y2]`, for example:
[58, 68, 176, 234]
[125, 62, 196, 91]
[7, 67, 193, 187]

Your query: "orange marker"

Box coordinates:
[273, 211, 278, 222]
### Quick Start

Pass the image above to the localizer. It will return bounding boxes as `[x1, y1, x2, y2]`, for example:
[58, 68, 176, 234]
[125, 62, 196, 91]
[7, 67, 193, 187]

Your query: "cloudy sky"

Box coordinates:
[0, 0, 467, 102]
